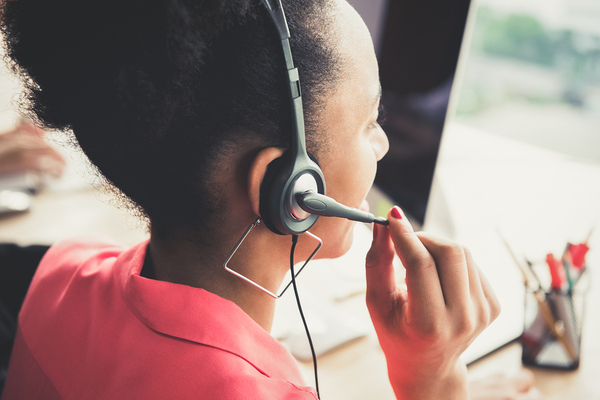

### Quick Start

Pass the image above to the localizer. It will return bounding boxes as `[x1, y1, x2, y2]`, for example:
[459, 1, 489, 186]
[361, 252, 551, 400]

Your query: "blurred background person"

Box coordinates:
[0, 119, 64, 178]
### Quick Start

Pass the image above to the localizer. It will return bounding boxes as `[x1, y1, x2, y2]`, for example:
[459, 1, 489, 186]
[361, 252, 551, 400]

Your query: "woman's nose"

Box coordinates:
[372, 127, 389, 162]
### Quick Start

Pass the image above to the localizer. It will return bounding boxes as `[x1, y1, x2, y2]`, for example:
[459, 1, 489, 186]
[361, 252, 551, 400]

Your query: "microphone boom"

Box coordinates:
[297, 191, 388, 226]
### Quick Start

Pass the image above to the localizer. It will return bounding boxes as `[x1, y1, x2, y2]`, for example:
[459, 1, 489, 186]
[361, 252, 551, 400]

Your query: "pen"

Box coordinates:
[561, 245, 574, 292]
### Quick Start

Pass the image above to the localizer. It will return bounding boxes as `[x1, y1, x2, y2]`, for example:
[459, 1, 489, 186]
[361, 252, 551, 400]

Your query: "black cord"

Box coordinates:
[290, 235, 320, 399]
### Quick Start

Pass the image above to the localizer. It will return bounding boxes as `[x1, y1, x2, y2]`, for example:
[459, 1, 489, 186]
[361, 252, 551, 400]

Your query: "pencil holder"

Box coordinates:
[521, 275, 589, 370]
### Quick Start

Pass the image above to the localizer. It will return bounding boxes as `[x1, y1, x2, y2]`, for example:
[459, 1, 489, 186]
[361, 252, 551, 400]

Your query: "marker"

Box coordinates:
[569, 242, 589, 270]
[546, 253, 566, 292]
[570, 226, 594, 270]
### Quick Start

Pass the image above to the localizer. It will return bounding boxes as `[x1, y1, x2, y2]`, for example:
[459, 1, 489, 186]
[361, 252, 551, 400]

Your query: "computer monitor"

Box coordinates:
[364, 0, 472, 224]
[424, 0, 600, 363]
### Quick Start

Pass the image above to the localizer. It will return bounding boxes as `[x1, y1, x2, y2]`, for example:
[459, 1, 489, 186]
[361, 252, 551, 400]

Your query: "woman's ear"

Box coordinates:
[247, 147, 285, 217]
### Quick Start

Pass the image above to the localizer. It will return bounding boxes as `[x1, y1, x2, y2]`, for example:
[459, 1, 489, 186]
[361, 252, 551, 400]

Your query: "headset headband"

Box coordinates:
[260, 0, 308, 162]
[257, 0, 388, 235]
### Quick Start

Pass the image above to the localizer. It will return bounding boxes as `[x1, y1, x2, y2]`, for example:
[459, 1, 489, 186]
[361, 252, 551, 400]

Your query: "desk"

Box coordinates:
[1, 132, 599, 400]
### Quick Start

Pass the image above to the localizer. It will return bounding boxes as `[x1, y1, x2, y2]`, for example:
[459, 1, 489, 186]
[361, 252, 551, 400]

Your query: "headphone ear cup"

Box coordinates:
[259, 155, 288, 235]
[259, 150, 325, 235]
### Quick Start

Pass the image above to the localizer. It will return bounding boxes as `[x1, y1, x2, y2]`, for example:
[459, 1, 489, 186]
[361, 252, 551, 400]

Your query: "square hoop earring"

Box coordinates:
[223, 218, 322, 298]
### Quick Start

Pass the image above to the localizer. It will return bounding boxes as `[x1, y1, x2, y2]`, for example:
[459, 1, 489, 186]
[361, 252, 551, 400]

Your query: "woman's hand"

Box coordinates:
[0, 121, 65, 177]
[365, 206, 501, 400]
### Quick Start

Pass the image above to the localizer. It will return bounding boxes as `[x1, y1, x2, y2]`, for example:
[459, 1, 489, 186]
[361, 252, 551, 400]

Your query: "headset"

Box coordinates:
[258, 0, 388, 236]
[250, 5, 389, 395]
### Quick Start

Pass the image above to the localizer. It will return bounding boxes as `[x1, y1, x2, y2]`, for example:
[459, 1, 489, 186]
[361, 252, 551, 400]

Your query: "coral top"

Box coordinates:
[2, 239, 317, 400]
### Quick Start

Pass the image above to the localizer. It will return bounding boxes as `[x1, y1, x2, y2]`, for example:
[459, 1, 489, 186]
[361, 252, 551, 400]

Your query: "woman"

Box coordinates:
[1, 0, 543, 399]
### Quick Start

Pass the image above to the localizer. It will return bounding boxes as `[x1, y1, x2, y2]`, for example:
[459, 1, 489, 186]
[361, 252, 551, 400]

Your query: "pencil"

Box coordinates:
[525, 259, 543, 291]
[585, 225, 595, 243]
[533, 290, 577, 360]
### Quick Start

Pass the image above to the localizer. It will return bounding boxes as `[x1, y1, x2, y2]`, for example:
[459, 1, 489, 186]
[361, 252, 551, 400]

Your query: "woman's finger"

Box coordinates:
[477, 262, 502, 323]
[462, 247, 501, 325]
[0, 144, 65, 175]
[387, 206, 445, 324]
[461, 249, 494, 330]
[417, 232, 470, 312]
[365, 224, 397, 308]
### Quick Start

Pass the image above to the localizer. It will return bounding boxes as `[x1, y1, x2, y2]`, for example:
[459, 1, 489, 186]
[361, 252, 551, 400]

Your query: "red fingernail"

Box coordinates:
[373, 223, 379, 240]
[391, 206, 403, 220]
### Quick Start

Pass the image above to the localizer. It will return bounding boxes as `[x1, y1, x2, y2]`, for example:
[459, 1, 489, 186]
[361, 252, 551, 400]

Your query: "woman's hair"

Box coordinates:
[1, 0, 339, 241]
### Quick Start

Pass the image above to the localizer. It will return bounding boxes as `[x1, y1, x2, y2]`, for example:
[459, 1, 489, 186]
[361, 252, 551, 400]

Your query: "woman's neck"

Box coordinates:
[146, 220, 293, 332]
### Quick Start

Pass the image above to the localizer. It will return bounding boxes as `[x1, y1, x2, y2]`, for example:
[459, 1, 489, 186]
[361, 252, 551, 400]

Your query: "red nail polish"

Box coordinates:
[391, 206, 403, 220]
[373, 223, 379, 240]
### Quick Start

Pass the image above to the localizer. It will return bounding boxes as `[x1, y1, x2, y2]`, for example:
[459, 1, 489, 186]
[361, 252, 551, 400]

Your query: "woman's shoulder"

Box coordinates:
[29, 236, 133, 287]
[39, 236, 129, 271]
[17, 237, 138, 336]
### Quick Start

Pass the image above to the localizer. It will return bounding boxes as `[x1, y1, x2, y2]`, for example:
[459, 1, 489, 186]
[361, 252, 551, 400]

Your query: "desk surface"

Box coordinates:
[1, 181, 599, 400]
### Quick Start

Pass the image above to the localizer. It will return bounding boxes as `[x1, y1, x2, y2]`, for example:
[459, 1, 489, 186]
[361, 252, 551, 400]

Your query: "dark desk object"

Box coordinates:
[0, 243, 49, 395]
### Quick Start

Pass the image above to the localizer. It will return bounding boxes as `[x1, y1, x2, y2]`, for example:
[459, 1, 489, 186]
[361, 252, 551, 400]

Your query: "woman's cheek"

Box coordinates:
[313, 216, 355, 259]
